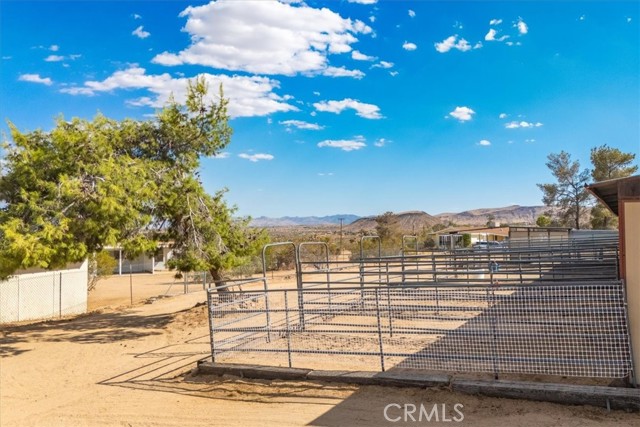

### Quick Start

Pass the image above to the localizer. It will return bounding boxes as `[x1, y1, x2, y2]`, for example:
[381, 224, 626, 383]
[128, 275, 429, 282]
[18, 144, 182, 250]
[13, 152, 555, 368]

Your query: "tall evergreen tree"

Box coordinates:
[537, 151, 591, 229]
[0, 77, 268, 285]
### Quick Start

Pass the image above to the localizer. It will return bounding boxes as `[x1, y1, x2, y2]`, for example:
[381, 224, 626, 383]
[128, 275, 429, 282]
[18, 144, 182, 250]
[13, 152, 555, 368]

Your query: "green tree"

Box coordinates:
[375, 211, 398, 243]
[88, 250, 118, 291]
[462, 233, 471, 247]
[589, 145, 638, 229]
[537, 151, 591, 229]
[536, 215, 552, 228]
[0, 77, 267, 286]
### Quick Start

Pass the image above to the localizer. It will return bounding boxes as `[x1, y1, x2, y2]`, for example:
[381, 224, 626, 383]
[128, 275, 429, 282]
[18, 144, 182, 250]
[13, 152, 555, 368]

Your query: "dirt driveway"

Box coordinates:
[1, 291, 638, 427]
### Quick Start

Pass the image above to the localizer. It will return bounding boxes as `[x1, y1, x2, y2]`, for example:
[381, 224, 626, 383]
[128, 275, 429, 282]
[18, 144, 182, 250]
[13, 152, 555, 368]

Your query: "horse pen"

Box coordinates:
[202, 237, 636, 393]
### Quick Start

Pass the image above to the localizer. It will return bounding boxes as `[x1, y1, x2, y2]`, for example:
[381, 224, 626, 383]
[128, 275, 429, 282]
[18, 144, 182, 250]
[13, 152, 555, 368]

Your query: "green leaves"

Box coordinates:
[0, 78, 261, 280]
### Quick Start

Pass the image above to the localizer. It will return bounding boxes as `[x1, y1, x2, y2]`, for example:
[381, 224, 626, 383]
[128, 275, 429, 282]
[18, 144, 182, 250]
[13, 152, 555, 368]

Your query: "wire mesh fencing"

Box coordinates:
[207, 280, 633, 380]
[1, 268, 88, 323]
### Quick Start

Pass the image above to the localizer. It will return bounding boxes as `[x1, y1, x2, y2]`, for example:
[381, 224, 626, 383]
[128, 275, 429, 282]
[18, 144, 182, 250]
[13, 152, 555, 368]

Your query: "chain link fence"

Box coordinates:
[1, 264, 88, 323]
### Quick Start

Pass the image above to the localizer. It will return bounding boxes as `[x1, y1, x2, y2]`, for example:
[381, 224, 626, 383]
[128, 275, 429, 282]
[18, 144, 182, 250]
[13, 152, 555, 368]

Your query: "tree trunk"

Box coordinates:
[209, 268, 231, 300]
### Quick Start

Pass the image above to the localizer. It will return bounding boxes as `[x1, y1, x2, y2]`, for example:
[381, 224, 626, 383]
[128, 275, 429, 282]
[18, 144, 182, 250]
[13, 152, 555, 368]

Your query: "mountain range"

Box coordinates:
[250, 205, 548, 228]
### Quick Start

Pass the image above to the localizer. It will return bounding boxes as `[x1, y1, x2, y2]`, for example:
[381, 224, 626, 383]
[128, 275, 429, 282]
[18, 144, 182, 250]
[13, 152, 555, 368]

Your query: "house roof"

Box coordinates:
[586, 175, 640, 216]
[432, 226, 510, 237]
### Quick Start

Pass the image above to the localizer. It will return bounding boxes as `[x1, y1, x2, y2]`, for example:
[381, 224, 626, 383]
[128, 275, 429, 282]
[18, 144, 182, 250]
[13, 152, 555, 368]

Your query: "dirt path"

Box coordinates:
[1, 291, 638, 426]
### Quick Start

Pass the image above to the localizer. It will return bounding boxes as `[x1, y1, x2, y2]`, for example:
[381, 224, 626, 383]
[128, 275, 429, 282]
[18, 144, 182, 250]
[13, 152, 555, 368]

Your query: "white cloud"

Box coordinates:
[352, 50, 375, 61]
[313, 91, 320, 96]
[314, 98, 382, 119]
[453, 21, 463, 30]
[449, 106, 475, 122]
[374, 138, 388, 147]
[489, 19, 502, 26]
[280, 120, 324, 130]
[485, 28, 509, 42]
[525, 139, 536, 143]
[318, 172, 334, 176]
[505, 121, 543, 129]
[434, 35, 473, 53]
[133, 14, 142, 20]
[60, 66, 297, 118]
[212, 152, 230, 159]
[151, 0, 371, 77]
[478, 139, 491, 146]
[2, 56, 12, 60]
[579, 15, 586, 21]
[389, 71, 398, 77]
[627, 17, 632, 23]
[408, 10, 416, 18]
[18, 73, 52, 85]
[515, 18, 528, 34]
[402, 41, 417, 51]
[239, 153, 274, 162]
[499, 113, 508, 119]
[49, 45, 59, 52]
[347, 0, 377, 4]
[369, 16, 376, 23]
[318, 137, 366, 151]
[373, 61, 394, 69]
[322, 66, 365, 79]
[505, 41, 522, 47]
[44, 55, 64, 62]
[132, 25, 150, 39]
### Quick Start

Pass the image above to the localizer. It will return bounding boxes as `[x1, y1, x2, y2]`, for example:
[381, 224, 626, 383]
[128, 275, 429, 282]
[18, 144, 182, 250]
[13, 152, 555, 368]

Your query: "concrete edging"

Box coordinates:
[196, 362, 640, 412]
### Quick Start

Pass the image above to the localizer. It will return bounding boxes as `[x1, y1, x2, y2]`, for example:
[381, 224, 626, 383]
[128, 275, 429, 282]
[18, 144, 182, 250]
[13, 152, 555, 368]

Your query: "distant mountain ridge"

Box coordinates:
[250, 214, 360, 227]
[435, 205, 548, 226]
[345, 211, 440, 232]
[250, 205, 546, 228]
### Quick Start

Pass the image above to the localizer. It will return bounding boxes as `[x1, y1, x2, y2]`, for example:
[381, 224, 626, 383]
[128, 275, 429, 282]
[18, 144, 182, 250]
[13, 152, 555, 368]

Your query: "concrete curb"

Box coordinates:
[196, 362, 640, 411]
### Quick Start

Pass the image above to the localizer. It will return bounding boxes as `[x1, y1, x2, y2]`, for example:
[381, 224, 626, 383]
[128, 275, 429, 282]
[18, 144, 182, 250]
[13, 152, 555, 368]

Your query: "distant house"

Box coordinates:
[104, 243, 174, 275]
[432, 226, 510, 249]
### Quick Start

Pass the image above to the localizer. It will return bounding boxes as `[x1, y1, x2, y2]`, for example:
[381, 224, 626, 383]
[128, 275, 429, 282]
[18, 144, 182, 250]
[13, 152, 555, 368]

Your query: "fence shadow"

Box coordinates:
[0, 309, 174, 357]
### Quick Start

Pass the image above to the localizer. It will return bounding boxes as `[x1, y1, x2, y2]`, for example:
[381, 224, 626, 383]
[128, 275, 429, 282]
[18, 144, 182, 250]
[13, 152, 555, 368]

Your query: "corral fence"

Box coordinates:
[206, 236, 634, 382]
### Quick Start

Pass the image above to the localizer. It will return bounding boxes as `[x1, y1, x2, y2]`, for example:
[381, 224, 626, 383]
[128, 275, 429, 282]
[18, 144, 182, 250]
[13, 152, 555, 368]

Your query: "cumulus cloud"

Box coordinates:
[505, 121, 543, 129]
[373, 61, 393, 69]
[402, 41, 417, 51]
[499, 113, 508, 119]
[515, 18, 528, 35]
[408, 10, 416, 18]
[50, 45, 59, 52]
[489, 19, 502, 25]
[44, 55, 64, 62]
[18, 73, 52, 85]
[60, 66, 297, 118]
[449, 106, 475, 122]
[318, 136, 366, 151]
[151, 0, 371, 77]
[280, 119, 324, 130]
[374, 138, 388, 147]
[314, 98, 382, 119]
[132, 25, 150, 39]
[485, 28, 509, 42]
[351, 50, 376, 61]
[239, 153, 274, 162]
[478, 139, 491, 146]
[434, 35, 474, 53]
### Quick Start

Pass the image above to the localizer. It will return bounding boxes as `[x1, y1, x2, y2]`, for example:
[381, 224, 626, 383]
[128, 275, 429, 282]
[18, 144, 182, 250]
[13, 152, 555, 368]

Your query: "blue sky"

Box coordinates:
[1, 0, 639, 217]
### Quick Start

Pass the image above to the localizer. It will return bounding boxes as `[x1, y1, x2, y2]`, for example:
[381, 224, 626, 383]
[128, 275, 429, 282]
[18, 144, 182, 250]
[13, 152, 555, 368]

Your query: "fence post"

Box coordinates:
[284, 291, 293, 368]
[59, 272, 63, 318]
[386, 286, 394, 337]
[129, 263, 133, 305]
[489, 272, 499, 379]
[17, 275, 20, 322]
[207, 290, 216, 363]
[375, 289, 385, 372]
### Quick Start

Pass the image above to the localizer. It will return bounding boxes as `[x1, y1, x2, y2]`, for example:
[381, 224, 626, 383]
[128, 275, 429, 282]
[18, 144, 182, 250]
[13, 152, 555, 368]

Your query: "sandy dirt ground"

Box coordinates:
[2, 288, 639, 427]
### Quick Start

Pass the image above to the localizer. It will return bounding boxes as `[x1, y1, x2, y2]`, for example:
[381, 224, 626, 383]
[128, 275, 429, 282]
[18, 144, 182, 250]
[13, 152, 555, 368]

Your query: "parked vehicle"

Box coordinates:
[473, 241, 503, 250]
